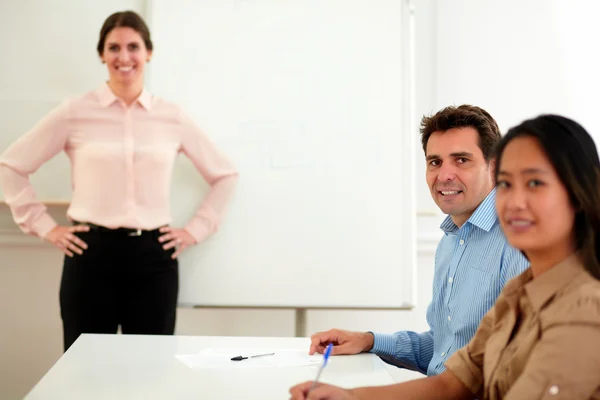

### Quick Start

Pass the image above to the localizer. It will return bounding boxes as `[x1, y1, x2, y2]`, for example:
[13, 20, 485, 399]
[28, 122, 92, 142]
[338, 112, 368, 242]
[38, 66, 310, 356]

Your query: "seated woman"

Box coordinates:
[289, 114, 600, 400]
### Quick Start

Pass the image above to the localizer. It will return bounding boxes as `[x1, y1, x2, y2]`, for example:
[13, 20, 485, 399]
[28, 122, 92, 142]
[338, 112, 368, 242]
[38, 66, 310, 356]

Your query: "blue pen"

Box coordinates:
[308, 343, 333, 394]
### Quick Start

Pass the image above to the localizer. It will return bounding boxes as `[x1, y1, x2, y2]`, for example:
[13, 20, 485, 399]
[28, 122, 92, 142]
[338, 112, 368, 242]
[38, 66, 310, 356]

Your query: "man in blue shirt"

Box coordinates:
[308, 105, 529, 376]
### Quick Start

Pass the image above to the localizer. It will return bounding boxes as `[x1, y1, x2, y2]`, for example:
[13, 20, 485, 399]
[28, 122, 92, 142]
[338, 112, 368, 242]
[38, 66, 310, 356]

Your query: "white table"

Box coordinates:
[24, 334, 397, 399]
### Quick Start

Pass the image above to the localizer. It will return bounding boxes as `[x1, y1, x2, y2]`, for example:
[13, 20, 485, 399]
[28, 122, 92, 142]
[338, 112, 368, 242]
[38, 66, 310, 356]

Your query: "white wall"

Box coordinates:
[413, 0, 440, 214]
[434, 0, 600, 142]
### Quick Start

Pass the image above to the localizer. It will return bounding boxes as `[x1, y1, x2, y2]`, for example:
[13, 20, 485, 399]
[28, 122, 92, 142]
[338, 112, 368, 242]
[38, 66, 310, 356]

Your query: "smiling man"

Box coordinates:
[307, 105, 529, 377]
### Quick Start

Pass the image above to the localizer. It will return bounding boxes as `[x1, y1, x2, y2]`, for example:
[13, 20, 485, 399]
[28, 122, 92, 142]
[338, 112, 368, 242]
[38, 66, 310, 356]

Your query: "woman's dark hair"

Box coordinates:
[495, 114, 600, 280]
[97, 11, 153, 56]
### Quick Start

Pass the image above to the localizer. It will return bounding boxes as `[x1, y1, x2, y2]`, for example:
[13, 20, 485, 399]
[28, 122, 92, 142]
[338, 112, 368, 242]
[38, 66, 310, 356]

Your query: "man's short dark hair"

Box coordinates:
[420, 105, 501, 162]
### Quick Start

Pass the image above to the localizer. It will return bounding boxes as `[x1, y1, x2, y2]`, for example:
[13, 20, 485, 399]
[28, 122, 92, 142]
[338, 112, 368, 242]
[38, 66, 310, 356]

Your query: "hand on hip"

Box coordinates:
[45, 225, 90, 257]
[158, 226, 196, 259]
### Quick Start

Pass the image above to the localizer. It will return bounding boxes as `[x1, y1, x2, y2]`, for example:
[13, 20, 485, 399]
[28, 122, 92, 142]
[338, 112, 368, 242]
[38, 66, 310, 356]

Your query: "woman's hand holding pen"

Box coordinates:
[158, 226, 196, 259]
[44, 225, 90, 257]
[289, 382, 360, 400]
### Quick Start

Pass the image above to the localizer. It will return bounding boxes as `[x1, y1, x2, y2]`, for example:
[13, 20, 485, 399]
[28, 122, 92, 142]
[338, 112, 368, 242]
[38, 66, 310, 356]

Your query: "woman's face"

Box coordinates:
[100, 27, 151, 87]
[496, 136, 576, 258]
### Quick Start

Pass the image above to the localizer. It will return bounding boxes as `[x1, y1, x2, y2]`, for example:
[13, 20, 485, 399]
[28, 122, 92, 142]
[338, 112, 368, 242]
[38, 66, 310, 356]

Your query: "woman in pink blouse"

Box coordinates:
[0, 11, 238, 351]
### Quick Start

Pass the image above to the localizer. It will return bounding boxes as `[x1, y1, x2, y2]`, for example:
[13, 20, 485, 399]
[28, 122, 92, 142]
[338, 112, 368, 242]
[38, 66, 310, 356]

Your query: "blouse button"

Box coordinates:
[548, 385, 559, 395]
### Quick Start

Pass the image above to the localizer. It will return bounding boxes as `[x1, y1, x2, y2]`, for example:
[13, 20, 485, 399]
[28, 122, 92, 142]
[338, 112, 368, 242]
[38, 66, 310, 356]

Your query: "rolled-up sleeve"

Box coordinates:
[371, 329, 434, 375]
[503, 294, 600, 400]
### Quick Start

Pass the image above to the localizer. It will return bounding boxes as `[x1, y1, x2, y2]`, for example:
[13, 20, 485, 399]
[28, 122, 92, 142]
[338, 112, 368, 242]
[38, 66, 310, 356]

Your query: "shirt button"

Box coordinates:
[548, 385, 559, 395]
[447, 315, 451, 321]
[441, 352, 445, 356]
[448, 277, 453, 283]
[459, 239, 464, 245]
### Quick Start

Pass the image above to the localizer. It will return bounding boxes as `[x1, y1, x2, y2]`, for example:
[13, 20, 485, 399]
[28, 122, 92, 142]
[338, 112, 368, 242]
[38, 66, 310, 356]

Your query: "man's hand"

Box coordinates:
[289, 382, 361, 400]
[44, 225, 90, 257]
[158, 226, 196, 259]
[309, 329, 374, 356]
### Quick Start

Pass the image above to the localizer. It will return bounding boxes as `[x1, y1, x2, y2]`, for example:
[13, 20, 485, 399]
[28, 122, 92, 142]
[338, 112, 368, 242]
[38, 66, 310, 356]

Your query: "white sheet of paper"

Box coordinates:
[175, 348, 322, 369]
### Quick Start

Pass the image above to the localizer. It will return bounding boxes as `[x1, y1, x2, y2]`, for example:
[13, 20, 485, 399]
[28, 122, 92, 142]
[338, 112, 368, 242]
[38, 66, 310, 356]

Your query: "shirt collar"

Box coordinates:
[440, 188, 498, 234]
[96, 82, 153, 110]
[523, 253, 586, 311]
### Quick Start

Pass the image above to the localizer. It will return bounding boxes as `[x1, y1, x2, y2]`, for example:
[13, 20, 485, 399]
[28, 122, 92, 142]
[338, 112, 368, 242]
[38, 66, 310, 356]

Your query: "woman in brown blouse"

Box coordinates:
[289, 114, 600, 400]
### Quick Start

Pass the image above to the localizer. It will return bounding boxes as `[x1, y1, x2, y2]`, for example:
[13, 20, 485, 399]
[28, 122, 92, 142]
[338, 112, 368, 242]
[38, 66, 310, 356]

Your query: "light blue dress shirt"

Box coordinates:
[371, 189, 529, 376]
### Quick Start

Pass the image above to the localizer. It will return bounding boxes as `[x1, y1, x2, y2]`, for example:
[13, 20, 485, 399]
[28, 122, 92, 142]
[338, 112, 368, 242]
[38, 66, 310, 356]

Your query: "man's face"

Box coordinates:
[425, 127, 495, 227]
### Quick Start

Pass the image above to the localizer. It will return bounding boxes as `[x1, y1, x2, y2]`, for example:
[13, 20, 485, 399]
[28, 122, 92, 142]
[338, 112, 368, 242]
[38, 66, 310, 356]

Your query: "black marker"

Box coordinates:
[231, 352, 275, 361]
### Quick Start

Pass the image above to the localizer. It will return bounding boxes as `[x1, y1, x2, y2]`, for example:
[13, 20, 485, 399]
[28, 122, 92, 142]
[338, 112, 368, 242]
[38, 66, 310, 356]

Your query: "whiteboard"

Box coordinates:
[148, 0, 417, 308]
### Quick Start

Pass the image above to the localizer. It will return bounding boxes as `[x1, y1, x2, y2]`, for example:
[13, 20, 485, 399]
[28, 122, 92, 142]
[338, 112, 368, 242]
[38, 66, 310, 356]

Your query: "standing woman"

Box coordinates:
[289, 114, 600, 399]
[0, 11, 238, 351]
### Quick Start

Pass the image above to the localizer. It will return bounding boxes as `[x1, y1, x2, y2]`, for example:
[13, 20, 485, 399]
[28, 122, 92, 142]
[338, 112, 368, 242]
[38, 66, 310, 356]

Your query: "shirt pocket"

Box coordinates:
[454, 267, 496, 324]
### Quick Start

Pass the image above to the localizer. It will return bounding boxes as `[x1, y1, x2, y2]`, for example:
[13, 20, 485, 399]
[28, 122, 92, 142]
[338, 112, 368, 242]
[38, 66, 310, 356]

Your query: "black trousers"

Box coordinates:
[59, 225, 178, 352]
